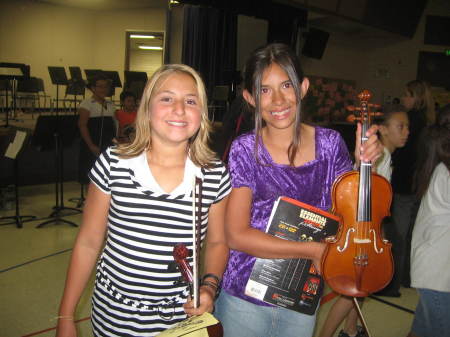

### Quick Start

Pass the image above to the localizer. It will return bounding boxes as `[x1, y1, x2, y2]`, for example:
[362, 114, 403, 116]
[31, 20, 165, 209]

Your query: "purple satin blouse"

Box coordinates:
[222, 126, 353, 305]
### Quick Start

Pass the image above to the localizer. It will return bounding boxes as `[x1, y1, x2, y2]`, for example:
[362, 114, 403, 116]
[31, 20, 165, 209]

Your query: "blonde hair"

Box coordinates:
[116, 64, 216, 167]
[406, 80, 435, 124]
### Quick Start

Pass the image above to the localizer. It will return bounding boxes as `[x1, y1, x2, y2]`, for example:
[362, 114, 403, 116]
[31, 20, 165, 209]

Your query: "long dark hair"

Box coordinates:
[243, 43, 305, 166]
[414, 104, 450, 198]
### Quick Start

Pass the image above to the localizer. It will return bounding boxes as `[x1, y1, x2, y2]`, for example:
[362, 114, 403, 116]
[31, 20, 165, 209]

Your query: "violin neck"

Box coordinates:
[357, 100, 372, 222]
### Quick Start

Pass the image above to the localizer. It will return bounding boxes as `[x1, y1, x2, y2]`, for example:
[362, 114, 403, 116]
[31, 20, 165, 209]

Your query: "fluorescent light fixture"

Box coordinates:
[138, 46, 163, 50]
[130, 34, 155, 39]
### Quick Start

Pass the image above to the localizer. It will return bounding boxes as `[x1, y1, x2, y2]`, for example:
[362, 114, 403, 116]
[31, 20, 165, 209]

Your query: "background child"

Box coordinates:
[319, 103, 410, 337]
[115, 90, 137, 142]
[214, 43, 382, 337]
[77, 73, 116, 185]
[391, 80, 435, 288]
[57, 64, 231, 337]
[407, 104, 450, 337]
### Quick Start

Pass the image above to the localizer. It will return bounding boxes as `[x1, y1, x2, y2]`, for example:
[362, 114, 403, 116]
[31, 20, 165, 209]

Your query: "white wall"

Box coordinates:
[0, 0, 165, 99]
[1, 0, 448, 107]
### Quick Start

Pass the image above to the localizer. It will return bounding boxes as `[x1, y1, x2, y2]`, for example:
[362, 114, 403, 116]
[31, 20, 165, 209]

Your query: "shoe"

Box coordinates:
[337, 326, 367, 337]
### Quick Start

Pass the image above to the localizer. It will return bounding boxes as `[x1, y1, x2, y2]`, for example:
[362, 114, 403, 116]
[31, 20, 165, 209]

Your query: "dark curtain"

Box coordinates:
[182, 5, 237, 100]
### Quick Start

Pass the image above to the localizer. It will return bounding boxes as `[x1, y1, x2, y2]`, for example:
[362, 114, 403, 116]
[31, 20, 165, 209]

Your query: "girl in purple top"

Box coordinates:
[214, 43, 383, 337]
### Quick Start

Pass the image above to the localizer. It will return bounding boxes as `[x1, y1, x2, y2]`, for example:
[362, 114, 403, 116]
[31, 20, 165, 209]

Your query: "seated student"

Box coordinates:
[319, 104, 410, 337]
[77, 73, 116, 185]
[115, 90, 137, 143]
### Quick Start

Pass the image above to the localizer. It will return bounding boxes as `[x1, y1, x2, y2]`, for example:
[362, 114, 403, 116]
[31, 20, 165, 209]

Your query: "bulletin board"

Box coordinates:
[302, 76, 357, 124]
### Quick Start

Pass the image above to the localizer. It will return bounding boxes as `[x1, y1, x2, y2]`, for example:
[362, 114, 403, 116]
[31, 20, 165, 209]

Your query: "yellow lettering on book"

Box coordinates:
[299, 209, 327, 228]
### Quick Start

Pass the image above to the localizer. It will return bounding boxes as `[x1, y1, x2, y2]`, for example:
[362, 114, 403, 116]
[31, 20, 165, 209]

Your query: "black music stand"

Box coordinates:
[66, 68, 86, 206]
[48, 66, 68, 115]
[0, 128, 36, 228]
[65, 79, 85, 114]
[103, 71, 122, 98]
[84, 69, 102, 83]
[69, 66, 83, 82]
[124, 71, 148, 100]
[0, 63, 30, 127]
[32, 115, 81, 228]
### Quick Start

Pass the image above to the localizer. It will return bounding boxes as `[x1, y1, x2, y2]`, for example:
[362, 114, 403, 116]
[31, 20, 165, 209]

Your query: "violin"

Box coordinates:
[172, 177, 223, 337]
[321, 90, 394, 298]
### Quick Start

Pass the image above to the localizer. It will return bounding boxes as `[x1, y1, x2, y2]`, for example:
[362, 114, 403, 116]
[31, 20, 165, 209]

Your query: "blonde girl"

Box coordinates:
[57, 64, 231, 337]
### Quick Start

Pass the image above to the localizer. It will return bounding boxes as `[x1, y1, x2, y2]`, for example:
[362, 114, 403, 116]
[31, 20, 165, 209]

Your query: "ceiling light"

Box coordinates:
[138, 46, 163, 50]
[130, 34, 155, 39]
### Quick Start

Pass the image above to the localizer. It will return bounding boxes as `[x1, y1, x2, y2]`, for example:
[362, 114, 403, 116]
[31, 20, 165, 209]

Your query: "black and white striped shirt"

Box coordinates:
[88, 147, 231, 336]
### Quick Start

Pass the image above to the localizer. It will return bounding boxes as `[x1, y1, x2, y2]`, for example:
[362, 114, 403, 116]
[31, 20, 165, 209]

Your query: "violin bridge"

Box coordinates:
[353, 238, 371, 244]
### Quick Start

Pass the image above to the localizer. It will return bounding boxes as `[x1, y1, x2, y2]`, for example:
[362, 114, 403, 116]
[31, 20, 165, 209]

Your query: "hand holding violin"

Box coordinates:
[354, 123, 383, 167]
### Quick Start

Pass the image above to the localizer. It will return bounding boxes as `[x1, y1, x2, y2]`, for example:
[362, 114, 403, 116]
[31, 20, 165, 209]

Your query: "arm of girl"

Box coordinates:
[78, 108, 100, 155]
[225, 187, 325, 272]
[56, 184, 110, 337]
[354, 123, 383, 167]
[184, 195, 230, 316]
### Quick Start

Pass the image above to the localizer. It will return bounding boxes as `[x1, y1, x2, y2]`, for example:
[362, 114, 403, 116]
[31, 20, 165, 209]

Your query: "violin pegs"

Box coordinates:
[346, 114, 361, 123]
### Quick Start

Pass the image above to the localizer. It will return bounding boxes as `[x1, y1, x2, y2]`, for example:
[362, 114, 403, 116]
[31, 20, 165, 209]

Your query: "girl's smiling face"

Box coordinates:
[149, 72, 202, 147]
[259, 63, 297, 131]
[243, 62, 308, 133]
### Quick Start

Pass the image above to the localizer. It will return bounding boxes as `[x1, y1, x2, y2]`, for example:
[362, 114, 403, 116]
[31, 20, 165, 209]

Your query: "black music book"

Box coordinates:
[245, 196, 339, 315]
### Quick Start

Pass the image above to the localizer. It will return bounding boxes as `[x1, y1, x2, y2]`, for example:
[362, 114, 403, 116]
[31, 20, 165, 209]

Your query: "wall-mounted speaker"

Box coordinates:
[301, 28, 330, 60]
[417, 51, 450, 90]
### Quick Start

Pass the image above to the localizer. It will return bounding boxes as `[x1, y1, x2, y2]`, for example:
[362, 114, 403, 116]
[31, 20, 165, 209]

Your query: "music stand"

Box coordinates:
[103, 70, 122, 98]
[124, 71, 148, 100]
[31, 115, 81, 228]
[69, 66, 83, 82]
[48, 66, 68, 115]
[65, 79, 85, 113]
[0, 127, 36, 228]
[0, 63, 30, 127]
[84, 69, 102, 83]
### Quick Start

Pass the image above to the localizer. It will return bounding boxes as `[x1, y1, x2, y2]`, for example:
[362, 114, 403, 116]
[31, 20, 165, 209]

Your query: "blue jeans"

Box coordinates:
[215, 292, 317, 337]
[411, 288, 450, 337]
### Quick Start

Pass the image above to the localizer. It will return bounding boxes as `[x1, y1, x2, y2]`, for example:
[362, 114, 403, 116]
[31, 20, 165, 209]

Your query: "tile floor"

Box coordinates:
[0, 181, 418, 337]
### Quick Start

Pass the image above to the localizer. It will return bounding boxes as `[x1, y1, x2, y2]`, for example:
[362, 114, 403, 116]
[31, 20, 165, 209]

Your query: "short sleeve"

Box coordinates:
[213, 164, 232, 203]
[331, 131, 353, 177]
[78, 99, 91, 111]
[88, 148, 112, 194]
[228, 137, 256, 191]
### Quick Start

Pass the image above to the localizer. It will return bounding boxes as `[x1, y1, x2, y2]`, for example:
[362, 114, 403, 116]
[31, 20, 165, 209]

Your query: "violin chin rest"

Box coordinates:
[325, 275, 369, 298]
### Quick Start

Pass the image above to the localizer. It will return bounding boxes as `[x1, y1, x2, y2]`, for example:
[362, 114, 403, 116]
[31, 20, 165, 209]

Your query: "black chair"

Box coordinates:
[0, 79, 11, 116]
[16, 77, 41, 118]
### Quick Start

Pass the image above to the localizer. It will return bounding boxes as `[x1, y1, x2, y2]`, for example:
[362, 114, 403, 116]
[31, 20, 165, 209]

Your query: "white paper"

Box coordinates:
[5, 130, 26, 159]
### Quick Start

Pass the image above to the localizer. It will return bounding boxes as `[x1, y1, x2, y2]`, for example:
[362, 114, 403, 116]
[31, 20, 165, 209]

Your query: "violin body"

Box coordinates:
[322, 170, 393, 297]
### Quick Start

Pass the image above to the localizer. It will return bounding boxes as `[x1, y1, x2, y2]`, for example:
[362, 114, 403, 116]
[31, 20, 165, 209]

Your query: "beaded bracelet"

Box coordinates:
[200, 274, 221, 300]
[201, 273, 221, 285]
